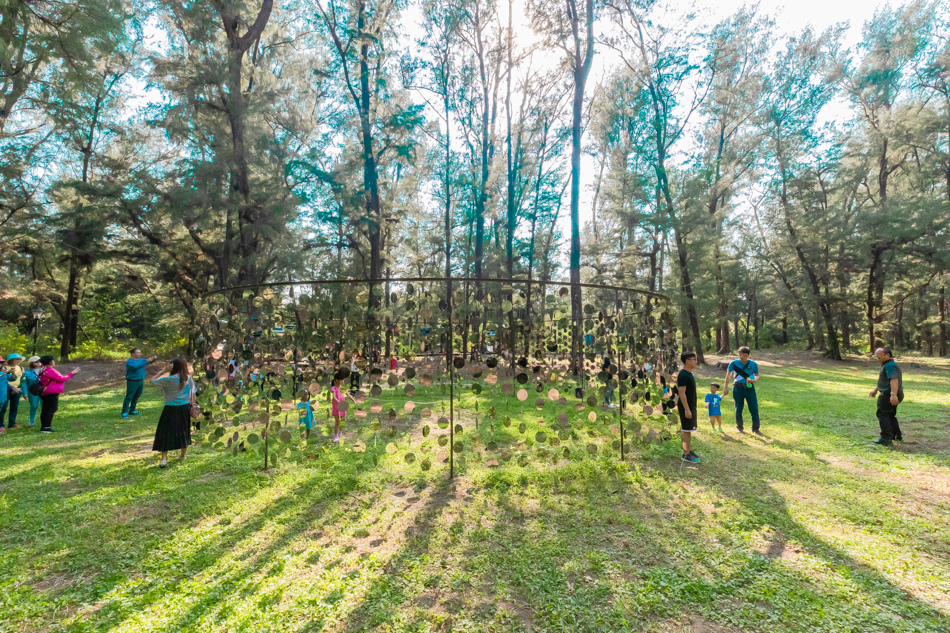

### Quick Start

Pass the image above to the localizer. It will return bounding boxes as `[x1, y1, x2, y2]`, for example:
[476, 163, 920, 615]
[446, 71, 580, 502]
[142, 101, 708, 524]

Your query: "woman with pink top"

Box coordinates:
[37, 355, 79, 433]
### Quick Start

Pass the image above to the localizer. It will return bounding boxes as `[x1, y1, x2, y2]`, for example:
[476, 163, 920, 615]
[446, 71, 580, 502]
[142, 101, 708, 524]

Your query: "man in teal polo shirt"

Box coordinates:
[870, 347, 903, 446]
[724, 346, 761, 435]
[122, 348, 158, 418]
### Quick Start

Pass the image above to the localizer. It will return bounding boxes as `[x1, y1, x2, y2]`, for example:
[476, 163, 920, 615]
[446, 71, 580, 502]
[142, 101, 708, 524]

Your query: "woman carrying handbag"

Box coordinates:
[151, 358, 196, 468]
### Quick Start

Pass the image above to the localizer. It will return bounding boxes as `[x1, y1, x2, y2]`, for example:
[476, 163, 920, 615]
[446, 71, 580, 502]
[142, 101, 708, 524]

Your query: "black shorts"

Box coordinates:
[678, 408, 697, 432]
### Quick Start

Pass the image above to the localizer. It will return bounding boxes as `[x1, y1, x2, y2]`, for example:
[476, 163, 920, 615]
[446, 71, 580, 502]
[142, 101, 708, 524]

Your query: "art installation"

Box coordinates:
[190, 277, 680, 478]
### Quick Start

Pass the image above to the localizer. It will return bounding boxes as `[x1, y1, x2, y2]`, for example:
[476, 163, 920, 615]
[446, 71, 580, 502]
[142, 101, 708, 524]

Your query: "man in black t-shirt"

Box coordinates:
[677, 351, 700, 463]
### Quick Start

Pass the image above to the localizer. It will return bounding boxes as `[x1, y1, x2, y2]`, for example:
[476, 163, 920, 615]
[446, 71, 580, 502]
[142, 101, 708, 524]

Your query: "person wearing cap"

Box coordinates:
[36, 355, 79, 433]
[122, 348, 159, 419]
[22, 356, 43, 426]
[0, 353, 25, 430]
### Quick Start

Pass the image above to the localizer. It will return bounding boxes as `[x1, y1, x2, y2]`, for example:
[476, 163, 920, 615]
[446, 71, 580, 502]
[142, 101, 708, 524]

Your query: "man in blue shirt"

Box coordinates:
[870, 347, 903, 446]
[724, 346, 761, 435]
[122, 348, 158, 418]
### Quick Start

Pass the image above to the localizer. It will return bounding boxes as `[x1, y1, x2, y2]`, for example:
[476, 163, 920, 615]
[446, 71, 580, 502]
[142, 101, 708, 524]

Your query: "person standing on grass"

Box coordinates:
[677, 351, 701, 463]
[0, 356, 12, 434]
[330, 370, 356, 444]
[870, 347, 904, 447]
[37, 356, 79, 433]
[0, 353, 25, 429]
[350, 353, 361, 393]
[122, 348, 159, 419]
[724, 346, 762, 435]
[151, 358, 196, 468]
[705, 382, 723, 434]
[297, 391, 315, 440]
[22, 356, 42, 426]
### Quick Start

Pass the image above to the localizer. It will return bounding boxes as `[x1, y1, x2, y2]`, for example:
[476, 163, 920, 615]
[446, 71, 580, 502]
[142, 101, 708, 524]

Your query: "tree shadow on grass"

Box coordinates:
[658, 448, 950, 631]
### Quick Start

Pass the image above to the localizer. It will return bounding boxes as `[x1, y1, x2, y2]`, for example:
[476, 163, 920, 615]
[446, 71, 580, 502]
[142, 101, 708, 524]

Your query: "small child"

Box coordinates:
[297, 391, 315, 440]
[330, 371, 357, 443]
[705, 382, 723, 433]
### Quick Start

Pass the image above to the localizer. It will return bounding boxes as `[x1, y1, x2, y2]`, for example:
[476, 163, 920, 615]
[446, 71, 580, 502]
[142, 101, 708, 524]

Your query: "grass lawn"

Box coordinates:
[1, 352, 949, 633]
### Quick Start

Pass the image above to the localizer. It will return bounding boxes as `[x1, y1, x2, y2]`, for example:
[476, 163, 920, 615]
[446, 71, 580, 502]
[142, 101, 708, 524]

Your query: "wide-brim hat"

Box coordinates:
[6, 353, 24, 361]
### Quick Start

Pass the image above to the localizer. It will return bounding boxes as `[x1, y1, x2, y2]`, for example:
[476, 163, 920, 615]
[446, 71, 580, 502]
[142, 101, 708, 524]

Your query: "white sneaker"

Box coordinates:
[159, 458, 168, 468]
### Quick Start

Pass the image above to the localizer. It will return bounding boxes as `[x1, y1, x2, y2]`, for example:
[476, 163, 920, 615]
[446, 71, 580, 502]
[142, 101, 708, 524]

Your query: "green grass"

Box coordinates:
[1, 353, 949, 632]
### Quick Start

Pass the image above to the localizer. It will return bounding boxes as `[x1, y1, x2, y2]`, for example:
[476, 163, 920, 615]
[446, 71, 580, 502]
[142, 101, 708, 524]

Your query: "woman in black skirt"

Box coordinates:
[151, 358, 195, 468]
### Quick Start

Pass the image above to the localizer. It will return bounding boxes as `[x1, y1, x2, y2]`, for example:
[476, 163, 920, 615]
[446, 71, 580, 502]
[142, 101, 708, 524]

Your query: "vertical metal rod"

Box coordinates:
[617, 289, 624, 461]
[264, 418, 269, 470]
[444, 84, 455, 481]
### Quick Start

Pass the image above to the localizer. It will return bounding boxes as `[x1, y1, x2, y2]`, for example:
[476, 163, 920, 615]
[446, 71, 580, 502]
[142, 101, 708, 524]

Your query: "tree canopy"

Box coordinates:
[1, 0, 948, 361]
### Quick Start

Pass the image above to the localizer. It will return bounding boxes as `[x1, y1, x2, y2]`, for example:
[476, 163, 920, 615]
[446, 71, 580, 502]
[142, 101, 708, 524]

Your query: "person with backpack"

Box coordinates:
[36, 356, 79, 433]
[724, 346, 762, 435]
[22, 356, 42, 426]
[0, 353, 25, 430]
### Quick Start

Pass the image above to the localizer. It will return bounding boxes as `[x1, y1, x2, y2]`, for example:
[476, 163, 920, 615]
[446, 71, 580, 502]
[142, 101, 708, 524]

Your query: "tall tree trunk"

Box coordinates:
[939, 285, 948, 357]
[751, 200, 814, 350]
[505, 0, 516, 369]
[782, 212, 840, 359]
[60, 260, 80, 361]
[525, 118, 550, 357]
[566, 0, 595, 376]
[214, 0, 273, 286]
[672, 226, 704, 362]
[836, 243, 850, 350]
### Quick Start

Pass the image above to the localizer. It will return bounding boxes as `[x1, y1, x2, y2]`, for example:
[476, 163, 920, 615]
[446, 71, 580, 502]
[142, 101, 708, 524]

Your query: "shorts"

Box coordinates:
[678, 409, 697, 432]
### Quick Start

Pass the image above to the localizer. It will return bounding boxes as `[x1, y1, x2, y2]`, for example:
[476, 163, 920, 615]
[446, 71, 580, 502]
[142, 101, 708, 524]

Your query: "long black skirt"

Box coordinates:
[152, 404, 192, 452]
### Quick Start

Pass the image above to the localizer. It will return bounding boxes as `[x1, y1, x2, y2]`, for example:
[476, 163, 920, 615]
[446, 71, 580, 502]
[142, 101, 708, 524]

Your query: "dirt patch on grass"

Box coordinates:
[194, 470, 227, 483]
[754, 530, 804, 562]
[687, 615, 743, 633]
[32, 570, 92, 593]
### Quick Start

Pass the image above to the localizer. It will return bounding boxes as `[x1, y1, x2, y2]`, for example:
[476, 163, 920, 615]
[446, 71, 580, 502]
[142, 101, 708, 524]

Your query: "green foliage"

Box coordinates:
[0, 323, 29, 353]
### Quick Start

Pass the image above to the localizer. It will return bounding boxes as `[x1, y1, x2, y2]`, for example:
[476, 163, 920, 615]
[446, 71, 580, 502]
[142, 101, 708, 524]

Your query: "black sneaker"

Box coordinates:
[736, 428, 745, 434]
[41, 429, 54, 433]
[894, 435, 903, 442]
[872, 437, 892, 447]
[682, 452, 701, 463]
[752, 429, 764, 436]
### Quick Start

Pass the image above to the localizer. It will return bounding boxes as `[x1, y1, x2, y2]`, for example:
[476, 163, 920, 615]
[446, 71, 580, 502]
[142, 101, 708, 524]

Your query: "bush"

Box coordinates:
[0, 323, 30, 356]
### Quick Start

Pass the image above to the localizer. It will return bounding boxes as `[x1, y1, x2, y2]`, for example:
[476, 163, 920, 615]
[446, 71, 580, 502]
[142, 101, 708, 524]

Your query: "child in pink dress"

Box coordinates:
[331, 371, 356, 443]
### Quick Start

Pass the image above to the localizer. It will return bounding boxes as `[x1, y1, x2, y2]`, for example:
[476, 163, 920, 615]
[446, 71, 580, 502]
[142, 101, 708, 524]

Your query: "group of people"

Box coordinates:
[0, 353, 79, 433]
[2, 343, 907, 470]
[674, 345, 906, 463]
[123, 348, 357, 467]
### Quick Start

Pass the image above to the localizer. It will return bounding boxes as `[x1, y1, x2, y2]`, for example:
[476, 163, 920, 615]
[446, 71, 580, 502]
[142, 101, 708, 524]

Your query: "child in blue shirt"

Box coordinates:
[297, 391, 315, 440]
[705, 382, 723, 433]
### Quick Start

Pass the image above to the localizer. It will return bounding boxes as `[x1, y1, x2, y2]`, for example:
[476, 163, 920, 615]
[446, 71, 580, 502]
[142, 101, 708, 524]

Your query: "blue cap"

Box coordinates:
[6, 353, 23, 361]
